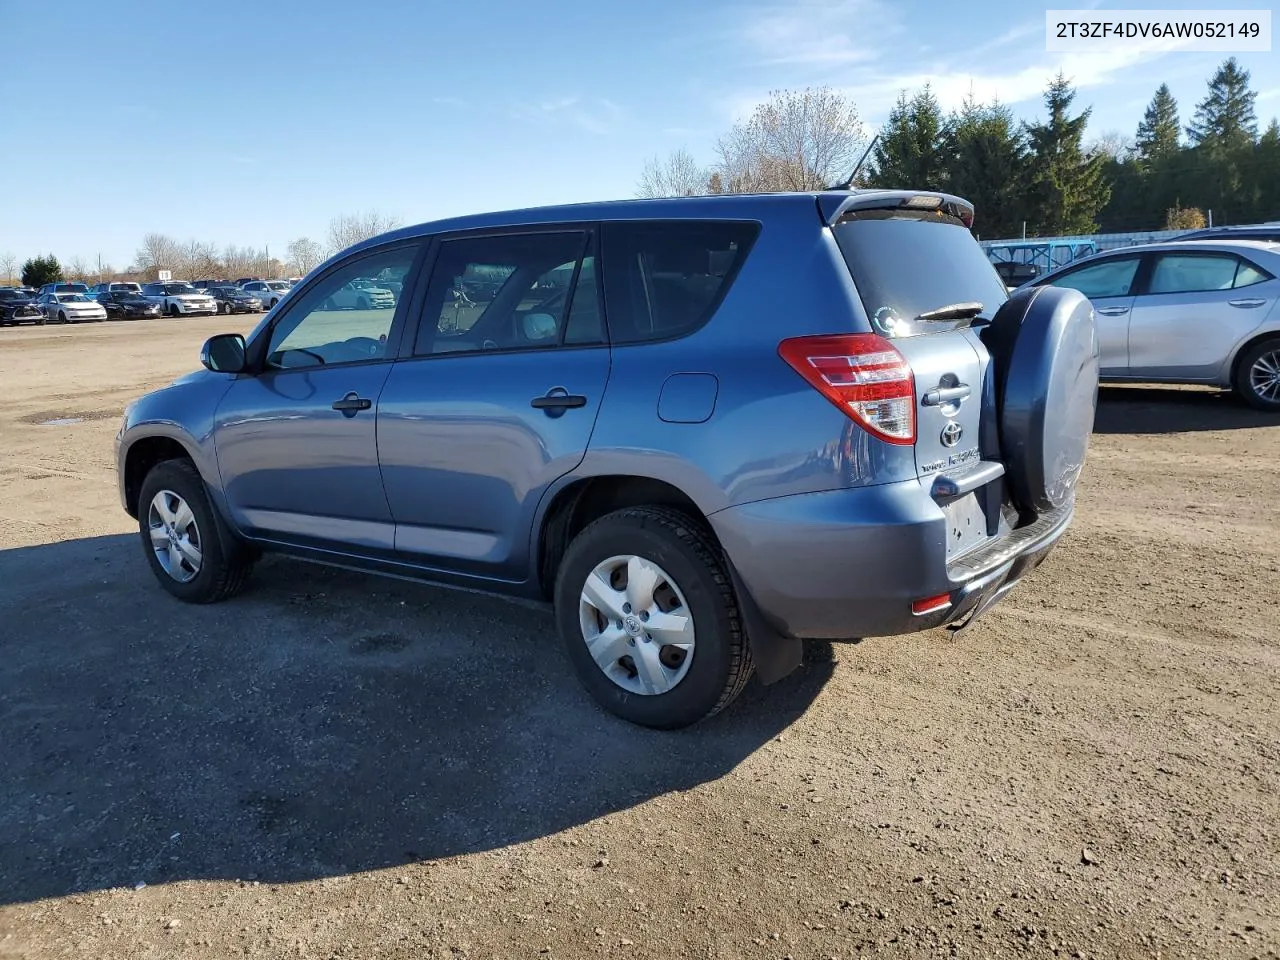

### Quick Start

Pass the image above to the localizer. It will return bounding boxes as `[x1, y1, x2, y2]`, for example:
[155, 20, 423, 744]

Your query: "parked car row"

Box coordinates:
[0, 277, 304, 326]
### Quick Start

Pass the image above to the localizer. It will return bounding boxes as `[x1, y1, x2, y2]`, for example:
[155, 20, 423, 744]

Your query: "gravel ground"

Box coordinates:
[1, 319, 1278, 960]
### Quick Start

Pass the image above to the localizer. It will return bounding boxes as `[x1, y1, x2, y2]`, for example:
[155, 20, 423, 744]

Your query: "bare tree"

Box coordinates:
[286, 237, 324, 275]
[1089, 130, 1135, 161]
[0, 252, 16, 285]
[715, 87, 866, 193]
[222, 244, 260, 279]
[180, 240, 221, 279]
[134, 233, 184, 278]
[327, 211, 403, 255]
[636, 148, 709, 198]
[65, 256, 91, 282]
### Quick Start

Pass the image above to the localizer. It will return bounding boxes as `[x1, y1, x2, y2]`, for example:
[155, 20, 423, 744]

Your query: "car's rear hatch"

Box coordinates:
[824, 192, 1015, 559]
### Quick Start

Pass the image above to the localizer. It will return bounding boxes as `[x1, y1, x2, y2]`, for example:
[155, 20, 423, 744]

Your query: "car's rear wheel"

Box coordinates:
[1234, 338, 1280, 411]
[554, 506, 753, 729]
[137, 458, 255, 603]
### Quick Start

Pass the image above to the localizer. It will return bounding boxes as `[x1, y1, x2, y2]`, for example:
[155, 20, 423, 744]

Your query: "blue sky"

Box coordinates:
[4, 0, 1277, 270]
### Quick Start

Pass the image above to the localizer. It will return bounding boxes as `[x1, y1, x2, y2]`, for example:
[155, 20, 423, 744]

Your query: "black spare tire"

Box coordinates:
[981, 285, 1099, 515]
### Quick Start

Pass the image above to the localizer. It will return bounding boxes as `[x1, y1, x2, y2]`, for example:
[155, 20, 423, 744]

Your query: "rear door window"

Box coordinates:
[1147, 253, 1239, 294]
[601, 220, 760, 344]
[415, 232, 593, 355]
[832, 213, 1008, 338]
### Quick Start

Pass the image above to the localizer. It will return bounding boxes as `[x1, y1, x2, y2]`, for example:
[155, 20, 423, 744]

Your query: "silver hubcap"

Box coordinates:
[579, 555, 695, 695]
[147, 490, 202, 583]
[1250, 350, 1280, 402]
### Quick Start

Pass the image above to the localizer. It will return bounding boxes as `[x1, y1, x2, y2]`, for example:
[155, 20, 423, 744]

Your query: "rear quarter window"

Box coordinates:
[601, 220, 760, 344]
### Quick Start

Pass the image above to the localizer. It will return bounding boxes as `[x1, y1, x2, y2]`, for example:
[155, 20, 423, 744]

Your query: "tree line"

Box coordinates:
[3, 211, 403, 289]
[636, 57, 1278, 240]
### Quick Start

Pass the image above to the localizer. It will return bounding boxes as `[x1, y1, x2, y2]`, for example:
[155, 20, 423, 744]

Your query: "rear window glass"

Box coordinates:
[833, 214, 1008, 338]
[602, 220, 760, 344]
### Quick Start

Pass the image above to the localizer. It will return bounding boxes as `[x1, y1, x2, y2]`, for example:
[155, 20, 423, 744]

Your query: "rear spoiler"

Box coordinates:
[817, 191, 975, 229]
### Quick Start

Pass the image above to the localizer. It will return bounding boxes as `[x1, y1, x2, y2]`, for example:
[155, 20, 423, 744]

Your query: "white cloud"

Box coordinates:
[724, 6, 1194, 127]
[511, 97, 624, 136]
[735, 0, 898, 66]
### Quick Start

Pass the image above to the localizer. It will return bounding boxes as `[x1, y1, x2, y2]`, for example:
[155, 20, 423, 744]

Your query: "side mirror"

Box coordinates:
[201, 333, 248, 373]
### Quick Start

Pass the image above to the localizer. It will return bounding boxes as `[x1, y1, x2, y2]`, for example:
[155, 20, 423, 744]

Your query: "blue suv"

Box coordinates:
[116, 190, 1099, 728]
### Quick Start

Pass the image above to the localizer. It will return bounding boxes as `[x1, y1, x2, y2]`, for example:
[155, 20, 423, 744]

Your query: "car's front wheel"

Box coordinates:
[554, 506, 754, 729]
[1235, 338, 1280, 411]
[168, 303, 181, 318]
[137, 458, 256, 603]
[57, 311, 69, 324]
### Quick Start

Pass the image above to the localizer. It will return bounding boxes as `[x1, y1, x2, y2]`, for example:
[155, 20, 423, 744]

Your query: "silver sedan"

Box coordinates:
[1031, 240, 1280, 410]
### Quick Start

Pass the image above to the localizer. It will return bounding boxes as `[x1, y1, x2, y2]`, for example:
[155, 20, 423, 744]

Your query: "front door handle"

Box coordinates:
[332, 392, 372, 417]
[1095, 306, 1130, 316]
[1228, 298, 1267, 308]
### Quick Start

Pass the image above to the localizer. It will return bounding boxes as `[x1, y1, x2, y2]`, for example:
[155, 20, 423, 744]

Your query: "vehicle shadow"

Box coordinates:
[1093, 385, 1280, 435]
[0, 534, 834, 906]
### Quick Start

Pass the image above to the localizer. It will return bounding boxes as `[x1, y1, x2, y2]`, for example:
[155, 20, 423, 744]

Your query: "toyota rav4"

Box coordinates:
[116, 191, 1099, 729]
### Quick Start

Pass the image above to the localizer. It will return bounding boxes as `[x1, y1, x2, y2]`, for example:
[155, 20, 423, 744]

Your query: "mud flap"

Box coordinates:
[726, 561, 804, 684]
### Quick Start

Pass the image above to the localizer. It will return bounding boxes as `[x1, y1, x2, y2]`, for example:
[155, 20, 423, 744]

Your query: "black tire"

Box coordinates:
[58, 311, 69, 325]
[169, 303, 181, 318]
[221, 301, 231, 315]
[36, 316, 45, 326]
[357, 296, 370, 310]
[137, 458, 255, 603]
[554, 506, 754, 729]
[1233, 337, 1280, 411]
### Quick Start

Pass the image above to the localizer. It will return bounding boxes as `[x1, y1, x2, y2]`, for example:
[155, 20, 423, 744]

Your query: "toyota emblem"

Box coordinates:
[940, 421, 963, 447]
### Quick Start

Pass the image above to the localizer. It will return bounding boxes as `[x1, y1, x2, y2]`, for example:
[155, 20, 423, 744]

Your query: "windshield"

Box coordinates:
[58, 284, 88, 292]
[267, 282, 290, 290]
[164, 283, 198, 294]
[59, 294, 91, 303]
[0, 290, 20, 300]
[833, 213, 1008, 338]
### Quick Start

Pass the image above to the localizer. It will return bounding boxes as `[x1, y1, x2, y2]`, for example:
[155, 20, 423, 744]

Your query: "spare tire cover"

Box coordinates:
[981, 285, 1099, 514]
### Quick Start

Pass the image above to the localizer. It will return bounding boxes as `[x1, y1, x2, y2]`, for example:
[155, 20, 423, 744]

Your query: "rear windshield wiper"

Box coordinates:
[914, 301, 984, 322]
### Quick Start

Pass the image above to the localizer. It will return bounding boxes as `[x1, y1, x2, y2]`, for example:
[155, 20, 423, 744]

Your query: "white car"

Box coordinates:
[326, 278, 396, 310]
[239, 280, 293, 310]
[141, 282, 219, 317]
[38, 292, 108, 324]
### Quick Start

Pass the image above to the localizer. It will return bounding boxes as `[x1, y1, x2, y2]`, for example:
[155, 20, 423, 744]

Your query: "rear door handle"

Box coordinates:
[922, 383, 971, 406]
[1228, 298, 1268, 308]
[1095, 306, 1130, 316]
[531, 390, 587, 411]
[332, 392, 372, 416]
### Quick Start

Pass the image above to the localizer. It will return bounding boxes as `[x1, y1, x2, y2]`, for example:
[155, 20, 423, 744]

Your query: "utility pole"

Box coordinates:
[265, 243, 270, 279]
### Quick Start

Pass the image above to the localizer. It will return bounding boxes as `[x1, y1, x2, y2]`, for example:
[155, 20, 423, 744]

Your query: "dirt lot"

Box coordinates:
[1, 318, 1278, 960]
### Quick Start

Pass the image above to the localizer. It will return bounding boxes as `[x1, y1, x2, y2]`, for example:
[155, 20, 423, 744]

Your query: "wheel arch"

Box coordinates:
[122, 434, 201, 519]
[1228, 327, 1280, 385]
[534, 472, 804, 685]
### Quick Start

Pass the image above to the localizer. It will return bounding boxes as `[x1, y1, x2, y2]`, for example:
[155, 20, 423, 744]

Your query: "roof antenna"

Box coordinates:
[831, 134, 879, 191]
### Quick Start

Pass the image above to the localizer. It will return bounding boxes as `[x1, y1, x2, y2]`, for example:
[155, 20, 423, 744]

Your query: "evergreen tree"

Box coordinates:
[21, 254, 63, 289]
[1187, 57, 1258, 149]
[946, 97, 1028, 238]
[1246, 119, 1280, 220]
[867, 85, 949, 191]
[1134, 84, 1180, 165]
[1023, 74, 1111, 235]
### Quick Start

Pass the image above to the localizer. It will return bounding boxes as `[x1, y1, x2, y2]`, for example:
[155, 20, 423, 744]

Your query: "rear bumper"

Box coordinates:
[709, 480, 1072, 640]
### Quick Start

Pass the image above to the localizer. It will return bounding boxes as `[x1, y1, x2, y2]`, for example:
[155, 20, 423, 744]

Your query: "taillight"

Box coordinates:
[778, 333, 916, 445]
